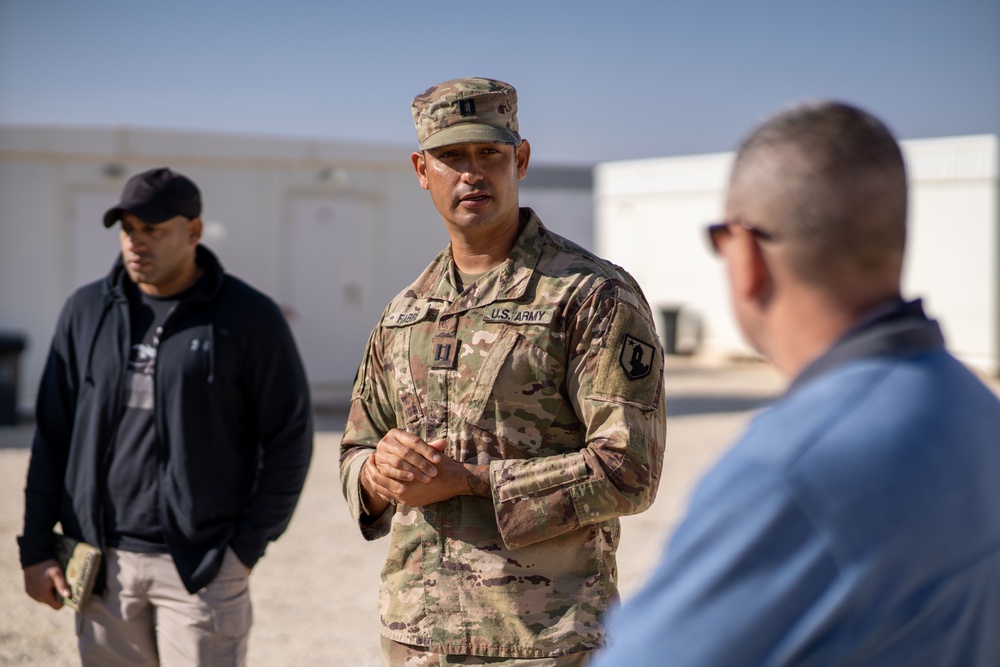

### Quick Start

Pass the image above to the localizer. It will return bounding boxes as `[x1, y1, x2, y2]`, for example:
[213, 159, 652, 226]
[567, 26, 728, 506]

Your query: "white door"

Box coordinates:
[286, 195, 380, 394]
[73, 190, 122, 287]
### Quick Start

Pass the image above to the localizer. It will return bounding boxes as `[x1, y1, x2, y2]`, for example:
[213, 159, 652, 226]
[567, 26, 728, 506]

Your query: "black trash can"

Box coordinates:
[660, 308, 680, 355]
[0, 333, 27, 425]
[658, 306, 702, 356]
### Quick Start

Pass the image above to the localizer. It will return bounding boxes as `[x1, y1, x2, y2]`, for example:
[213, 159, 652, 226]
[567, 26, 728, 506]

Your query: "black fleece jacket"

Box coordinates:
[19, 246, 313, 593]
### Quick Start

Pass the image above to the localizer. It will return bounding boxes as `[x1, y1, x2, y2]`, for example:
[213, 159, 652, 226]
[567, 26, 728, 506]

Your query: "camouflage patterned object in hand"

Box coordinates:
[53, 533, 101, 611]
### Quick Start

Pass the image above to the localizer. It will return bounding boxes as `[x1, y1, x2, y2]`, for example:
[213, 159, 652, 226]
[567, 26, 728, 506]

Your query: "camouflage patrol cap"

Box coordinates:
[411, 77, 520, 150]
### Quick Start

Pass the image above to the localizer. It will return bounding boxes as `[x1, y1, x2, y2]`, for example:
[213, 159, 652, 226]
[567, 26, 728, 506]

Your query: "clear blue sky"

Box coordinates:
[1, 0, 997, 164]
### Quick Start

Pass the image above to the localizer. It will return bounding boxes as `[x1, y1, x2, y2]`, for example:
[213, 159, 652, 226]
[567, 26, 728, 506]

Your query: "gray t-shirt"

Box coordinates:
[103, 280, 199, 552]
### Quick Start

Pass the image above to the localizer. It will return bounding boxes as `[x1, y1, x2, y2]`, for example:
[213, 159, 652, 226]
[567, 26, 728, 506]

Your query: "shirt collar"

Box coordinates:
[406, 208, 547, 312]
[789, 298, 945, 392]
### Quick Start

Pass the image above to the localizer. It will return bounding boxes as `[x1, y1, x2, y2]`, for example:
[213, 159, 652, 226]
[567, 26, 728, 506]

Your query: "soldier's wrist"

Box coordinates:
[461, 464, 491, 498]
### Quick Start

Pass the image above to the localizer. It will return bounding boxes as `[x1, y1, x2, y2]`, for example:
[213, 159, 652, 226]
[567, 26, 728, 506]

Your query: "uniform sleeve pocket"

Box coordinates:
[494, 455, 589, 502]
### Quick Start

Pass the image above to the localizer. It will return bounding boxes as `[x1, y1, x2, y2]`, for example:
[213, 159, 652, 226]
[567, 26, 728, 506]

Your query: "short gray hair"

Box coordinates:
[730, 101, 907, 283]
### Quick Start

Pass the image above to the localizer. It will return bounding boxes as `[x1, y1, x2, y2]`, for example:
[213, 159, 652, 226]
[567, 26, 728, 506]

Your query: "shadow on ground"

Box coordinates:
[665, 393, 777, 417]
[0, 388, 778, 449]
[312, 407, 351, 433]
[0, 421, 33, 450]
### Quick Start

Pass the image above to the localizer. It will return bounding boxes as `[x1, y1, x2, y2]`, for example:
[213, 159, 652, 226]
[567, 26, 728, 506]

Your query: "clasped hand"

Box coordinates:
[361, 429, 467, 509]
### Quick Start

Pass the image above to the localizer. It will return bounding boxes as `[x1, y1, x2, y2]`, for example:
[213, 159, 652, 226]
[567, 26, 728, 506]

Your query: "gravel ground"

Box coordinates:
[1, 359, 790, 666]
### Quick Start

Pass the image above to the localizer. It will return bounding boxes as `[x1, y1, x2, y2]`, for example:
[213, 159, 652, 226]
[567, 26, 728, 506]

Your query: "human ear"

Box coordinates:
[411, 151, 429, 190]
[515, 140, 531, 180]
[746, 231, 774, 309]
[730, 226, 772, 306]
[189, 217, 203, 245]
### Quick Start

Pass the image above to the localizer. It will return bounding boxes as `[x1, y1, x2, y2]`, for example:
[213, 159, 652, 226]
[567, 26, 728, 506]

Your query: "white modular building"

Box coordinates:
[0, 125, 593, 413]
[595, 134, 1000, 375]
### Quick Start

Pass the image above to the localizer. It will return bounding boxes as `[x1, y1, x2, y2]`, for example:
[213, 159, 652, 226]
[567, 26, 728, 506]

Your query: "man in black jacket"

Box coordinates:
[19, 167, 313, 666]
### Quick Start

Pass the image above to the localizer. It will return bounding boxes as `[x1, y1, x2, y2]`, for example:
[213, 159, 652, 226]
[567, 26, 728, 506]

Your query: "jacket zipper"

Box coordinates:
[152, 301, 186, 554]
[97, 290, 131, 555]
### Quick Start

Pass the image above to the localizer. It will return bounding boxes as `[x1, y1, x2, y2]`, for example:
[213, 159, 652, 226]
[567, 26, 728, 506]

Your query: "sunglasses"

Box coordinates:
[705, 220, 776, 255]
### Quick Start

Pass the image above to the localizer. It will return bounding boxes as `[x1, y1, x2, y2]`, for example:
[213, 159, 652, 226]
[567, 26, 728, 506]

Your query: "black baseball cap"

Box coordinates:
[103, 167, 202, 228]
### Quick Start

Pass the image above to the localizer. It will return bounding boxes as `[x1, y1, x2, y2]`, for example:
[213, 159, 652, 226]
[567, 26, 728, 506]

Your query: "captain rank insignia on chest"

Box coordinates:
[430, 335, 459, 370]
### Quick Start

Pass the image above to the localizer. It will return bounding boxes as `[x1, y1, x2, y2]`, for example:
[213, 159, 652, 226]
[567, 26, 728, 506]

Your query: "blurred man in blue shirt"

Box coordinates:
[596, 101, 1000, 666]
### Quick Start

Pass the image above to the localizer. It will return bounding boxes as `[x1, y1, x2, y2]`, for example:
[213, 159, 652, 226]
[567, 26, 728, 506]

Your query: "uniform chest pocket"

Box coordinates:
[459, 327, 566, 457]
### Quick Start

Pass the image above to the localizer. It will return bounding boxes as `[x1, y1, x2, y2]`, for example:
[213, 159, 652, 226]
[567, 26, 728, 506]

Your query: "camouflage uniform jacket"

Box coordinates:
[340, 209, 666, 658]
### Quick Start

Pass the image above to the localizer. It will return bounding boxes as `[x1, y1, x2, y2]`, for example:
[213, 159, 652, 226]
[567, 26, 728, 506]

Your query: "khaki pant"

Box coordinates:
[77, 547, 252, 667]
[381, 637, 593, 667]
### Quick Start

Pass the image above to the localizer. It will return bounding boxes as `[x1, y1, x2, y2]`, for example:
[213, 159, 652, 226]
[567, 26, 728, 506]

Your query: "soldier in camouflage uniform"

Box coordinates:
[339, 77, 667, 666]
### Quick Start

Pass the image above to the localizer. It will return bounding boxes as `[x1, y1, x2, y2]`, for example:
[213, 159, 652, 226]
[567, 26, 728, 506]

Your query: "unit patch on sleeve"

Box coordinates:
[619, 334, 654, 380]
[593, 301, 663, 409]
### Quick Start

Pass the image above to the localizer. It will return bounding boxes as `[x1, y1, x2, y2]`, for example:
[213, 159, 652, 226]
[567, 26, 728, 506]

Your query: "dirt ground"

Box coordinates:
[0, 359, 789, 666]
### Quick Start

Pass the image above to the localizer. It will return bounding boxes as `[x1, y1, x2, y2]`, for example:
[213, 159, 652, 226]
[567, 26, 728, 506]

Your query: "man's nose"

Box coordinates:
[124, 231, 147, 251]
[459, 157, 485, 184]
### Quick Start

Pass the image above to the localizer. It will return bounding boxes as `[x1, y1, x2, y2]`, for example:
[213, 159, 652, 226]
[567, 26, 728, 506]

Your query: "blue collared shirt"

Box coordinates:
[596, 300, 1000, 666]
